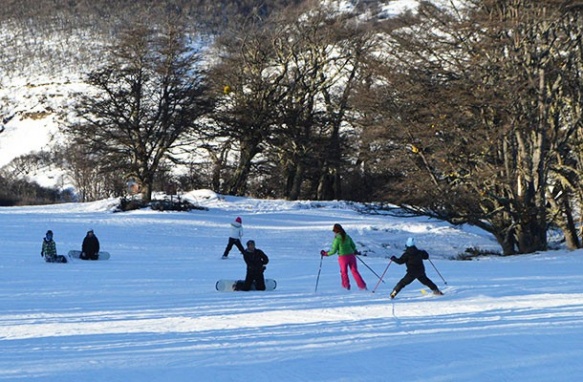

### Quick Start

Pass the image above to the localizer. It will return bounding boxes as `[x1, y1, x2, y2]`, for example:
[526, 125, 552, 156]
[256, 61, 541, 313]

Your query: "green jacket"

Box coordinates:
[41, 239, 57, 258]
[327, 233, 357, 256]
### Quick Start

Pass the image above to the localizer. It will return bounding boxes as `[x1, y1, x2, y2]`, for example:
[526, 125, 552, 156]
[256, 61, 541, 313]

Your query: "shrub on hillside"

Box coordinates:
[453, 247, 502, 261]
[114, 195, 208, 212]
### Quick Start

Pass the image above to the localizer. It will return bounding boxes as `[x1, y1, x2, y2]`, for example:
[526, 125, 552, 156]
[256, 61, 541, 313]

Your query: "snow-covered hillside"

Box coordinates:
[1, 191, 582, 381]
[0, 0, 432, 190]
[0, 78, 89, 188]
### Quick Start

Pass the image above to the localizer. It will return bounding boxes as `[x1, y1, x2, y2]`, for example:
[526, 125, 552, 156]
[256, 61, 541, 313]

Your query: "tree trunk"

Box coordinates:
[288, 161, 305, 201]
[205, 147, 223, 193]
[316, 171, 333, 200]
[512, 107, 549, 254]
[549, 190, 581, 250]
[227, 138, 260, 196]
[560, 200, 580, 250]
[514, 212, 547, 254]
[140, 181, 153, 204]
[211, 161, 222, 192]
[494, 228, 516, 256]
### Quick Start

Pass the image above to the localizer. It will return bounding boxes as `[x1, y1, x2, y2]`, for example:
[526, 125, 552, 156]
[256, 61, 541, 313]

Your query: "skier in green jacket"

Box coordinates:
[321, 223, 367, 290]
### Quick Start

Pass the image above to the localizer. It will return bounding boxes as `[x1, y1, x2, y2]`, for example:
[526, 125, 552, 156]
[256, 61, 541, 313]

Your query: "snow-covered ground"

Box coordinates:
[1, 190, 582, 381]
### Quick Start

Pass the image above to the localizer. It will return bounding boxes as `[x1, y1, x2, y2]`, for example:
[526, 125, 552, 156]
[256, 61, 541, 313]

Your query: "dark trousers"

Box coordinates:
[81, 252, 98, 260]
[45, 255, 68, 263]
[223, 238, 244, 257]
[393, 272, 438, 294]
[238, 268, 266, 291]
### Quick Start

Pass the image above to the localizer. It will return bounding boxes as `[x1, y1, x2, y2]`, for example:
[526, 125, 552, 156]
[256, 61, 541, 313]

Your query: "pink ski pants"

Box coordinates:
[337, 254, 367, 290]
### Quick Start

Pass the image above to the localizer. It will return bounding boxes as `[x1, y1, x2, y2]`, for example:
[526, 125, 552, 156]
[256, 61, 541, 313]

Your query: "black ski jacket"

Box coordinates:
[243, 249, 269, 271]
[82, 235, 100, 255]
[392, 246, 428, 276]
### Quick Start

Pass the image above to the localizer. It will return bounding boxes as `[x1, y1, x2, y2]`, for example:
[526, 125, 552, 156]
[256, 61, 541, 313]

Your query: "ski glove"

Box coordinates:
[390, 256, 397, 261]
[320, 250, 328, 257]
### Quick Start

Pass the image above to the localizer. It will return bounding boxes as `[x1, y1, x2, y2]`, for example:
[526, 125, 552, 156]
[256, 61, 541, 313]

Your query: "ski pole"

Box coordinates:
[372, 260, 392, 293]
[355, 254, 385, 283]
[428, 258, 447, 285]
[314, 255, 324, 293]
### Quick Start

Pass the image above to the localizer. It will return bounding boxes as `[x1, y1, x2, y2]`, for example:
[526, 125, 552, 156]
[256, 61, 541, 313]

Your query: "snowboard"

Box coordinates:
[216, 279, 277, 292]
[68, 250, 111, 261]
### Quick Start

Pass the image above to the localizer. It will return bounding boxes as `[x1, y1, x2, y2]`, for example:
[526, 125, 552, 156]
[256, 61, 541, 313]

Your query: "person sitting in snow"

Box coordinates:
[236, 240, 269, 291]
[41, 230, 67, 263]
[389, 237, 443, 299]
[80, 229, 100, 260]
[222, 216, 245, 259]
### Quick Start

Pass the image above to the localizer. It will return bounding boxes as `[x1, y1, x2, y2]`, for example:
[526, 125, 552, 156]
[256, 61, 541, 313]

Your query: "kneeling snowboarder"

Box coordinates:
[236, 240, 269, 291]
[390, 237, 443, 299]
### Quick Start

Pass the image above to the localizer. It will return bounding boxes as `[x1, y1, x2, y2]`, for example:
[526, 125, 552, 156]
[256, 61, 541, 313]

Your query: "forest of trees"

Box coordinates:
[2, 0, 583, 255]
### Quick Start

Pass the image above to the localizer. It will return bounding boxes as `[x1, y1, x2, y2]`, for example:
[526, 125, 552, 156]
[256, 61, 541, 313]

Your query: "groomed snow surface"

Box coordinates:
[1, 190, 582, 381]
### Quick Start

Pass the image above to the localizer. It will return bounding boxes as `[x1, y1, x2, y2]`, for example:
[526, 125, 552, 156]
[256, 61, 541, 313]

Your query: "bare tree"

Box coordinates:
[67, 18, 211, 203]
[207, 1, 378, 199]
[355, 0, 583, 254]
[205, 16, 289, 196]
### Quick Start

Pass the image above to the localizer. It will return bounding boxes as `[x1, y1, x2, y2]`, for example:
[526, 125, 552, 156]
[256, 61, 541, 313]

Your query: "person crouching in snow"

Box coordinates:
[321, 223, 367, 291]
[41, 230, 67, 263]
[236, 240, 269, 291]
[222, 217, 245, 259]
[389, 237, 443, 299]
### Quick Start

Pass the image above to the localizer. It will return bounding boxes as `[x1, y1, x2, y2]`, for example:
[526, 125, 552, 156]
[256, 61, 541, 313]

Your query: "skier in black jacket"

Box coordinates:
[390, 237, 443, 299]
[237, 240, 269, 291]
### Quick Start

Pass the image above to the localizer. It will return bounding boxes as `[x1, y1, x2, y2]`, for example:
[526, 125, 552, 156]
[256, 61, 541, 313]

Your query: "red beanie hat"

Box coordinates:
[235, 217, 242, 223]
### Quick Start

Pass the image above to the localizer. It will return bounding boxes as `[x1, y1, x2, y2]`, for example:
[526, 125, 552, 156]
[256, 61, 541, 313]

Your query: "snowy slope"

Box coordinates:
[1, 191, 582, 381]
[0, 78, 89, 189]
